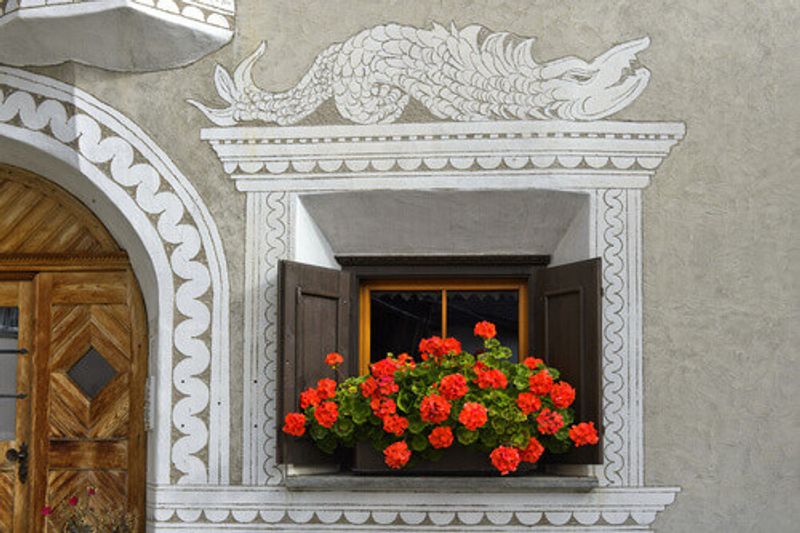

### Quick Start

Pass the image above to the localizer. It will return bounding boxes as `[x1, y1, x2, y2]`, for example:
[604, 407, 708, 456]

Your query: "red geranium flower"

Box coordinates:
[516, 392, 542, 415]
[382, 414, 409, 436]
[316, 378, 337, 400]
[443, 337, 462, 355]
[68, 496, 78, 506]
[299, 387, 321, 409]
[550, 381, 576, 409]
[282, 412, 307, 437]
[383, 441, 411, 469]
[569, 422, 600, 447]
[473, 321, 497, 339]
[458, 402, 488, 431]
[314, 401, 339, 428]
[87, 486, 96, 496]
[420, 394, 451, 424]
[438, 373, 469, 400]
[475, 367, 508, 389]
[419, 336, 462, 360]
[519, 437, 545, 463]
[325, 352, 343, 369]
[490, 446, 521, 475]
[529, 369, 554, 395]
[371, 357, 400, 379]
[522, 357, 544, 370]
[428, 426, 454, 449]
[359, 377, 378, 398]
[377, 375, 399, 396]
[41, 506, 52, 516]
[536, 407, 564, 435]
[371, 397, 397, 418]
[396, 353, 416, 369]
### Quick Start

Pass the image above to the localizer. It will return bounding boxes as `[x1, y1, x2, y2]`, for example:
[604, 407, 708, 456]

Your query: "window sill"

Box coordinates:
[284, 473, 598, 493]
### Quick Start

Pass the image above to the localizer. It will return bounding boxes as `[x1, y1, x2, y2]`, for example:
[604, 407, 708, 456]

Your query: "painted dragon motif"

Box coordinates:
[190, 23, 651, 126]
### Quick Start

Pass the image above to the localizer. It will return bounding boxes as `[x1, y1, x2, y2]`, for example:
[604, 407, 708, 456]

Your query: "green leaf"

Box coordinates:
[309, 424, 328, 441]
[411, 433, 429, 452]
[408, 415, 425, 434]
[457, 427, 479, 446]
[333, 418, 354, 438]
[479, 431, 498, 448]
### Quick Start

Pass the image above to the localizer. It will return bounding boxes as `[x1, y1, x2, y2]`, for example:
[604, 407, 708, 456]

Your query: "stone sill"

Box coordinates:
[284, 473, 599, 493]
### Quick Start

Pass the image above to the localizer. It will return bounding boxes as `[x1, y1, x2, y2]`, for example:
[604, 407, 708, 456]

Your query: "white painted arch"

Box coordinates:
[0, 67, 230, 486]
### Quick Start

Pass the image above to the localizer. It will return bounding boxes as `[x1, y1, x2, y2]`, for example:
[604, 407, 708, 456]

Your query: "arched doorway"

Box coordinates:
[0, 164, 146, 531]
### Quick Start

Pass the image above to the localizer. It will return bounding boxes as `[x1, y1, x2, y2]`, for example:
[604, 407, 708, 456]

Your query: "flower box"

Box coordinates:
[282, 321, 599, 476]
[352, 441, 539, 475]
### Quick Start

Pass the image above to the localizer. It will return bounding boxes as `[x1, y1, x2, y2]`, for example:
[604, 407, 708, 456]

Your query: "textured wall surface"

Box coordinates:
[27, 0, 799, 530]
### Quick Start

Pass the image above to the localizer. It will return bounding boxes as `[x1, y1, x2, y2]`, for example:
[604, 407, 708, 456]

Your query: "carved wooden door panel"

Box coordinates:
[0, 279, 33, 532]
[31, 270, 146, 531]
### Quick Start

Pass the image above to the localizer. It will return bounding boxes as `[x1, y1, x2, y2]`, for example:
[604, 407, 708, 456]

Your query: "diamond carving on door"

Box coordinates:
[66, 346, 118, 400]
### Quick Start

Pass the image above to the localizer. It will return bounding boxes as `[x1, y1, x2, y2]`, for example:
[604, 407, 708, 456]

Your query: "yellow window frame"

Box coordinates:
[358, 278, 529, 375]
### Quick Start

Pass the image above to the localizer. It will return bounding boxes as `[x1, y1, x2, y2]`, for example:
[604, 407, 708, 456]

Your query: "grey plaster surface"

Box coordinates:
[300, 189, 588, 256]
[23, 0, 800, 530]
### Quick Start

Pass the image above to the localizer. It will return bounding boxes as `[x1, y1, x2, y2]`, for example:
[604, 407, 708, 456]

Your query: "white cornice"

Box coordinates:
[202, 120, 685, 191]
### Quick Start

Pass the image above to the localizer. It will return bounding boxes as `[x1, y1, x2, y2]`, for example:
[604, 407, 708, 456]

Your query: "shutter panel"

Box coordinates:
[278, 260, 352, 471]
[532, 258, 602, 464]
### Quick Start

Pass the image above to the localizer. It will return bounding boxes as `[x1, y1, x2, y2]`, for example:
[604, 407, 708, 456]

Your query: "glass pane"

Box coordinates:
[0, 307, 19, 441]
[67, 346, 117, 400]
[370, 291, 442, 363]
[447, 291, 520, 359]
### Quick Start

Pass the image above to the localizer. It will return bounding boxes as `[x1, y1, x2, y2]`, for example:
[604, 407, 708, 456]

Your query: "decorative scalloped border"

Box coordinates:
[133, 0, 233, 29]
[146, 486, 679, 530]
[0, 67, 230, 484]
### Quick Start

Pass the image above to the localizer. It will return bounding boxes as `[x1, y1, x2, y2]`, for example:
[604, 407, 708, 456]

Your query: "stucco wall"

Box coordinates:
[26, 0, 799, 530]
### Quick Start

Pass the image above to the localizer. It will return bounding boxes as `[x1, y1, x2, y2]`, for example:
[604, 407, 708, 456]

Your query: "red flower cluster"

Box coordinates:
[458, 402, 488, 431]
[360, 376, 378, 398]
[550, 381, 576, 409]
[316, 378, 337, 400]
[474, 366, 508, 389]
[371, 358, 399, 379]
[68, 496, 78, 507]
[282, 412, 307, 436]
[419, 336, 462, 360]
[383, 414, 409, 436]
[522, 357, 544, 370]
[384, 441, 411, 469]
[299, 388, 320, 409]
[536, 407, 564, 435]
[420, 394, 452, 423]
[314, 401, 339, 428]
[428, 426, 454, 449]
[371, 397, 397, 418]
[325, 351, 344, 368]
[516, 392, 542, 415]
[529, 369, 554, 395]
[490, 445, 521, 475]
[519, 437, 545, 463]
[473, 320, 497, 339]
[569, 422, 600, 447]
[438, 373, 469, 400]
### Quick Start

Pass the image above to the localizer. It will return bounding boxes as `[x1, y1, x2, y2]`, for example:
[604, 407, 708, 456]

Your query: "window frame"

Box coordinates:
[338, 255, 550, 380]
[358, 277, 529, 376]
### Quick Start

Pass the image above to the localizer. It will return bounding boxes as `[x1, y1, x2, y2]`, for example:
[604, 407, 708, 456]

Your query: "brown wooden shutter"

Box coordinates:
[277, 260, 351, 470]
[532, 258, 602, 464]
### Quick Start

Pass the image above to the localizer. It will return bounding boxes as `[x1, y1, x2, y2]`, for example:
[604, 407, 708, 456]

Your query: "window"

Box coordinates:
[359, 278, 529, 375]
[277, 256, 602, 472]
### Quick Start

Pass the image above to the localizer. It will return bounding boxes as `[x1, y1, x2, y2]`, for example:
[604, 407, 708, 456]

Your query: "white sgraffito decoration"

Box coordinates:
[0, 67, 230, 486]
[189, 22, 651, 126]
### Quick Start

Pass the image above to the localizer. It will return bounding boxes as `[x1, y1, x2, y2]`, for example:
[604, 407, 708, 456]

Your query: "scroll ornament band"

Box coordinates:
[190, 22, 651, 126]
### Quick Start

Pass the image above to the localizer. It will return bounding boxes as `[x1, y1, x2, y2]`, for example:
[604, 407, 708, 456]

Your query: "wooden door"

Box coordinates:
[0, 279, 33, 532]
[31, 270, 146, 531]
